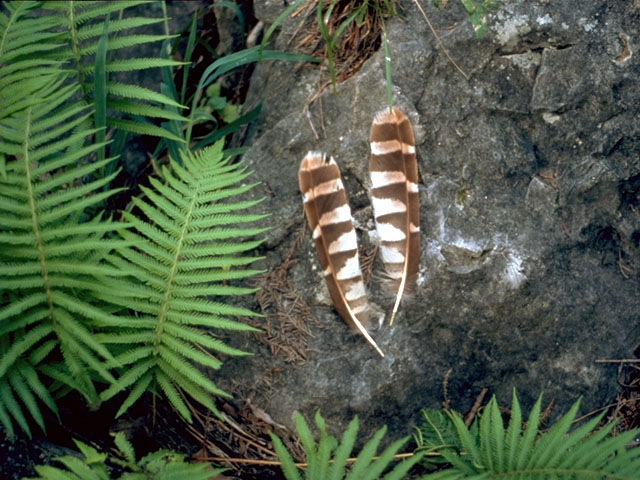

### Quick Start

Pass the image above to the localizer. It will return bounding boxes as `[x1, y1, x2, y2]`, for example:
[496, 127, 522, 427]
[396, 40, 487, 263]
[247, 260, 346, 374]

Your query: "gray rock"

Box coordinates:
[218, 0, 640, 443]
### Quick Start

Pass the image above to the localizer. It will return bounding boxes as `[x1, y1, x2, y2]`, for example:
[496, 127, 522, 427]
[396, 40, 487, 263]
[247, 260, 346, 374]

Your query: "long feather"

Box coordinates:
[369, 107, 420, 326]
[299, 152, 384, 357]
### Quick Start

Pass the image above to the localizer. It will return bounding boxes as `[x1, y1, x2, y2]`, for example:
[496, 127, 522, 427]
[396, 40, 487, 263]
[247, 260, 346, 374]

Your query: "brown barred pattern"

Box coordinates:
[299, 152, 384, 357]
[369, 107, 420, 326]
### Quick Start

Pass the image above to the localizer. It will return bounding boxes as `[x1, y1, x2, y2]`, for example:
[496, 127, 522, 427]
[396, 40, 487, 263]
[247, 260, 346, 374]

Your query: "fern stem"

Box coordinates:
[152, 174, 199, 354]
[22, 108, 55, 323]
[67, 1, 89, 97]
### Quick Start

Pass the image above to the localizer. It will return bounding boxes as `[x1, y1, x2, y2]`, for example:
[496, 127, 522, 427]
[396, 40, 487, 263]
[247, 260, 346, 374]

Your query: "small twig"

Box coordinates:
[596, 359, 640, 363]
[412, 0, 468, 79]
[197, 451, 432, 467]
[540, 398, 555, 424]
[464, 388, 488, 427]
[571, 401, 621, 424]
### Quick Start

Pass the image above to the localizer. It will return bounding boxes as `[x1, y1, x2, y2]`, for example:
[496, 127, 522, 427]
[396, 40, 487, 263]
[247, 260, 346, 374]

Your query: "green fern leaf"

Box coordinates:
[0, 379, 31, 438]
[113, 431, 137, 465]
[270, 432, 303, 480]
[328, 415, 358, 480]
[417, 391, 640, 479]
[382, 452, 425, 480]
[99, 142, 265, 422]
[7, 367, 46, 432]
[296, 412, 318, 474]
[0, 3, 136, 431]
[362, 436, 408, 480]
[504, 389, 523, 470]
[155, 370, 192, 422]
[80, 34, 176, 56]
[106, 118, 186, 142]
[514, 394, 542, 470]
[107, 82, 184, 108]
[345, 426, 387, 480]
[526, 397, 581, 470]
[273, 411, 424, 480]
[114, 372, 153, 419]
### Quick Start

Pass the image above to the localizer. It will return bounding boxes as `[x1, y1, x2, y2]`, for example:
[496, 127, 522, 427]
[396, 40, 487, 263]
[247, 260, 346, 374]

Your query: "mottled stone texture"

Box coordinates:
[218, 0, 640, 442]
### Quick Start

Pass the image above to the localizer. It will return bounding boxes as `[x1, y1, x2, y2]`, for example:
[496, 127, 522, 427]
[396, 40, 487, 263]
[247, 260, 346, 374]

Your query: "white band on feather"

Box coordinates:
[370, 171, 406, 188]
[336, 255, 362, 280]
[328, 230, 357, 254]
[380, 245, 405, 264]
[345, 281, 366, 301]
[307, 178, 344, 199]
[319, 204, 352, 226]
[371, 139, 402, 155]
[372, 196, 407, 216]
[376, 222, 406, 242]
[403, 144, 416, 154]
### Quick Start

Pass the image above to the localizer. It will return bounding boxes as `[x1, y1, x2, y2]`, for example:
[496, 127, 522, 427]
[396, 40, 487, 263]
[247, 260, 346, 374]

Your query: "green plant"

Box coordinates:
[414, 391, 640, 479]
[25, 431, 224, 479]
[316, 0, 397, 95]
[96, 141, 267, 422]
[0, 0, 311, 438]
[270, 411, 424, 480]
[432, 0, 500, 38]
[0, 0, 151, 436]
[157, 4, 317, 160]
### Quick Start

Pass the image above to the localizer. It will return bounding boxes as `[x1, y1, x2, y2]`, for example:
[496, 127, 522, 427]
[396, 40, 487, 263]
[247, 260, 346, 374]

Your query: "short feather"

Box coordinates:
[299, 152, 384, 357]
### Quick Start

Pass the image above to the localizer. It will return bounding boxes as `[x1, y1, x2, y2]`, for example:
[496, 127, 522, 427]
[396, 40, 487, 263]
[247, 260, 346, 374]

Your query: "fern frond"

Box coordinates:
[417, 391, 640, 479]
[33, 0, 189, 141]
[100, 141, 264, 421]
[25, 433, 223, 480]
[273, 411, 423, 480]
[0, 356, 58, 439]
[106, 118, 186, 142]
[0, 1, 140, 434]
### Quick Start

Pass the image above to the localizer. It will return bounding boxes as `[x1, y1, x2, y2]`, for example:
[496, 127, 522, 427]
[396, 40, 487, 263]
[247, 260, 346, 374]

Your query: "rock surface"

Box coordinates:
[217, 0, 640, 442]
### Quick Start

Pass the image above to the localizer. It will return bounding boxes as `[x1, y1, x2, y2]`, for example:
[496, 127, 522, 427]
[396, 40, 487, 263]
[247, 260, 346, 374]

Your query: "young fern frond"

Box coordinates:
[271, 411, 424, 480]
[25, 432, 225, 480]
[97, 141, 266, 422]
[415, 390, 640, 479]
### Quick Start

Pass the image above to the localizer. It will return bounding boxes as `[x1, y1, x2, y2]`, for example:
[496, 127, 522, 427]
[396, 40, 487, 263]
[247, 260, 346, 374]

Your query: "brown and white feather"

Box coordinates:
[369, 107, 420, 326]
[299, 152, 384, 357]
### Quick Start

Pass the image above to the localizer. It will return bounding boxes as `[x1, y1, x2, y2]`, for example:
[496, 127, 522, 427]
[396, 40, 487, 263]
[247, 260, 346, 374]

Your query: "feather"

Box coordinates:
[299, 152, 384, 357]
[369, 107, 420, 326]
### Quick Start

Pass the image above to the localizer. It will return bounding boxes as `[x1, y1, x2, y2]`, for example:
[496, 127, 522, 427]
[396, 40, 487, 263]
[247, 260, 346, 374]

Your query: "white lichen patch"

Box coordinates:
[578, 17, 596, 32]
[493, 13, 531, 48]
[314, 281, 332, 306]
[536, 14, 552, 26]
[503, 251, 526, 288]
[542, 112, 561, 124]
